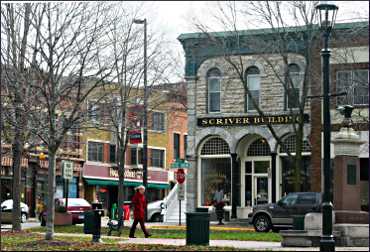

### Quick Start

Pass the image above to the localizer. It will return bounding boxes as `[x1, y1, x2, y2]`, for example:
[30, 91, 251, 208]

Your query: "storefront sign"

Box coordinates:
[109, 168, 143, 180]
[82, 164, 168, 183]
[197, 114, 309, 127]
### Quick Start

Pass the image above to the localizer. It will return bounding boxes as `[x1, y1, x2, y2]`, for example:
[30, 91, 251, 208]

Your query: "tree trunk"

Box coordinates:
[117, 141, 125, 225]
[293, 117, 304, 192]
[11, 130, 22, 231]
[45, 149, 56, 240]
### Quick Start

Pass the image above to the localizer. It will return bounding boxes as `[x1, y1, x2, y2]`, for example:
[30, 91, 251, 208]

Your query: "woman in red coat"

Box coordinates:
[129, 185, 151, 238]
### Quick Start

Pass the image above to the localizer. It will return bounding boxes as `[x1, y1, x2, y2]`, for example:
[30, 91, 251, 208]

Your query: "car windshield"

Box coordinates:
[58, 198, 90, 207]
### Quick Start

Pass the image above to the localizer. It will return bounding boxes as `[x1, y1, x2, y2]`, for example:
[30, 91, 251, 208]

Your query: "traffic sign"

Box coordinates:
[177, 183, 185, 200]
[176, 168, 185, 184]
[62, 161, 73, 180]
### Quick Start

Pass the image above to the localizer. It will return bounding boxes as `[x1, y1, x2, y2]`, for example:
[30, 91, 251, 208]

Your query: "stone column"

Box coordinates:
[332, 127, 364, 211]
[271, 152, 277, 203]
[231, 153, 239, 219]
[185, 76, 197, 212]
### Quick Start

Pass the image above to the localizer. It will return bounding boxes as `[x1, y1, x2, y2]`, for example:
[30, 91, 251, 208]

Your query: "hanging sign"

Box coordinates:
[129, 130, 142, 144]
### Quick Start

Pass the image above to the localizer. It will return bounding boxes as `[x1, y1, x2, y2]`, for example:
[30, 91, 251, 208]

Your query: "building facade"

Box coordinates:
[81, 83, 187, 216]
[178, 21, 368, 218]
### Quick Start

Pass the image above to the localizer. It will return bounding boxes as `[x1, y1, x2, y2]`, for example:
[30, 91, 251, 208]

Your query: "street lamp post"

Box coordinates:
[315, 2, 338, 252]
[133, 18, 148, 220]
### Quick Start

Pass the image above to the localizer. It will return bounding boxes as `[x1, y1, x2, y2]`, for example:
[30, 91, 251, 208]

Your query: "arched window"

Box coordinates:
[245, 66, 260, 112]
[207, 68, 221, 113]
[247, 138, 271, 156]
[201, 137, 230, 155]
[286, 64, 302, 109]
[280, 134, 312, 153]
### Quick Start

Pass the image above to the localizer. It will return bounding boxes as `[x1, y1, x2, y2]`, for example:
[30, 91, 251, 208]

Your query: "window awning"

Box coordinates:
[84, 179, 169, 189]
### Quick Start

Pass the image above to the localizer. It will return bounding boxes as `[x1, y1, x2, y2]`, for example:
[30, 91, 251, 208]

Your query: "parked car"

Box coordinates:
[40, 198, 92, 226]
[248, 192, 321, 232]
[1, 199, 29, 223]
[147, 200, 166, 222]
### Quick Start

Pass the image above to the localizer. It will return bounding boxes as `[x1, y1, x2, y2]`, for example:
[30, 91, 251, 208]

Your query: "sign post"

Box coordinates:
[62, 161, 73, 210]
[176, 168, 185, 226]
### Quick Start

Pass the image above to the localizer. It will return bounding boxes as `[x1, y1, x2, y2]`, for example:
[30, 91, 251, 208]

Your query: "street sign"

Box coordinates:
[177, 183, 185, 200]
[176, 168, 185, 184]
[171, 159, 190, 169]
[62, 161, 73, 180]
[129, 129, 142, 144]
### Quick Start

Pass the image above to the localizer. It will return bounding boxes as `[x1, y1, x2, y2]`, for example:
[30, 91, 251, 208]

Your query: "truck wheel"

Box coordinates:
[151, 213, 163, 222]
[253, 214, 271, 232]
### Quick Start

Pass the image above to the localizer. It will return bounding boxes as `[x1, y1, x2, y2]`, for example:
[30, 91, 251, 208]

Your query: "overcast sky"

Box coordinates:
[5, 1, 369, 82]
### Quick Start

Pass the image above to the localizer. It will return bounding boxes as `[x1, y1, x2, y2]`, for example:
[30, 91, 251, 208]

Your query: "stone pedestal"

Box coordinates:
[332, 127, 364, 212]
[332, 127, 367, 225]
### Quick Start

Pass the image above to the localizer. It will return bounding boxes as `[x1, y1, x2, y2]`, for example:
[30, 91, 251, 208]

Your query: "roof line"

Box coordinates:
[178, 21, 368, 41]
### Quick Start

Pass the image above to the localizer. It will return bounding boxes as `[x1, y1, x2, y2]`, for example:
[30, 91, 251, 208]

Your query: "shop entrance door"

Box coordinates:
[242, 159, 271, 207]
[254, 176, 268, 205]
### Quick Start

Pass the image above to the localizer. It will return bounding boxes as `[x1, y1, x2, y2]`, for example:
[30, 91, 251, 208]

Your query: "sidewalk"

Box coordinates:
[35, 232, 368, 251]
[119, 238, 368, 251]
[100, 217, 254, 231]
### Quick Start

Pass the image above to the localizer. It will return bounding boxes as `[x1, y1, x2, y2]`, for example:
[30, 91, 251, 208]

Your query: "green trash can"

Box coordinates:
[186, 211, 210, 246]
[292, 215, 305, 230]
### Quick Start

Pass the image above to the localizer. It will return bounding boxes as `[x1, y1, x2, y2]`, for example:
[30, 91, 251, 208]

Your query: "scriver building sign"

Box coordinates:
[197, 114, 310, 127]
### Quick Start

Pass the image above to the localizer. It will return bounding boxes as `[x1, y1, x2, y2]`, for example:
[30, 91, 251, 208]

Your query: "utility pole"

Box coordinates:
[133, 18, 148, 220]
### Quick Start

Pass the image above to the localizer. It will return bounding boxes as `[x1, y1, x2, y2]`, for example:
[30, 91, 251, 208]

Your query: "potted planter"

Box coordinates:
[54, 206, 72, 226]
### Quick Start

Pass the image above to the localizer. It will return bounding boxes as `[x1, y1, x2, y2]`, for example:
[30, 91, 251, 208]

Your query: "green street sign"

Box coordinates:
[170, 159, 190, 169]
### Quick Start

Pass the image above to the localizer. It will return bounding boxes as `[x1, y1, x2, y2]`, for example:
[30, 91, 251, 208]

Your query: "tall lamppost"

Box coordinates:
[315, 2, 338, 252]
[133, 18, 148, 219]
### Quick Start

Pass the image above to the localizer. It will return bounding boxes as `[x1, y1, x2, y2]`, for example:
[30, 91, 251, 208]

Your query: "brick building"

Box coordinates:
[178, 21, 368, 219]
[81, 82, 187, 216]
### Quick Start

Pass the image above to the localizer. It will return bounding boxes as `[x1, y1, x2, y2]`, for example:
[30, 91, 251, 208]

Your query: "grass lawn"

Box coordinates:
[30, 225, 282, 242]
[1, 231, 251, 251]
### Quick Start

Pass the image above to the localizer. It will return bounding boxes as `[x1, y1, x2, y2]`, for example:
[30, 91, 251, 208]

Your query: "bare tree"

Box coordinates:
[190, 1, 321, 192]
[87, 2, 177, 228]
[1, 3, 40, 231]
[17, 2, 117, 240]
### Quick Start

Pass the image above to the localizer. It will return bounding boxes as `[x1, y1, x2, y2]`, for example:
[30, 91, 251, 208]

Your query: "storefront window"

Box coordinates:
[281, 156, 310, 195]
[55, 176, 78, 198]
[201, 158, 231, 206]
[200, 137, 231, 206]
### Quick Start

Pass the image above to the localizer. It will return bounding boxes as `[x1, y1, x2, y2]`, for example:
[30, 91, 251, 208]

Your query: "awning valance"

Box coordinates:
[84, 179, 169, 189]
